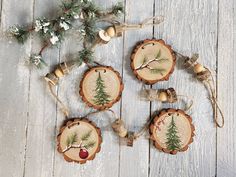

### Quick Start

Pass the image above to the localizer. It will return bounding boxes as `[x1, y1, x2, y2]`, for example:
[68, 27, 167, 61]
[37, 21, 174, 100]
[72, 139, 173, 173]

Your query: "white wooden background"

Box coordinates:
[0, 0, 235, 177]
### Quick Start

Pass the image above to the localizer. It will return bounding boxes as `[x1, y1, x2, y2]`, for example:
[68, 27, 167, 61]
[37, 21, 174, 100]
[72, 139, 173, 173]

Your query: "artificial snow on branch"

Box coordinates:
[9, 0, 124, 69]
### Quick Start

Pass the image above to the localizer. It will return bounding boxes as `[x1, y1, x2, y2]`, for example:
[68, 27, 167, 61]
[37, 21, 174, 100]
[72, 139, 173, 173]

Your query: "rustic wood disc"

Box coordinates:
[150, 109, 195, 154]
[131, 39, 176, 84]
[57, 118, 102, 164]
[79, 66, 124, 110]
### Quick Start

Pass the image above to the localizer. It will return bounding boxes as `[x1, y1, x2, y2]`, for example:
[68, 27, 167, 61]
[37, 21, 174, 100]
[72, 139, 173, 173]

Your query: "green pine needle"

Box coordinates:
[78, 48, 94, 64]
[150, 68, 166, 75]
[84, 141, 96, 149]
[9, 26, 29, 44]
[111, 2, 124, 16]
[156, 50, 161, 58]
[81, 130, 92, 141]
[66, 132, 78, 146]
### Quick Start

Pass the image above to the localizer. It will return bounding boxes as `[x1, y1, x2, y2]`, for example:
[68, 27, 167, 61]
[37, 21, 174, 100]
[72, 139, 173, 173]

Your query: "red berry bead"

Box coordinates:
[79, 149, 89, 159]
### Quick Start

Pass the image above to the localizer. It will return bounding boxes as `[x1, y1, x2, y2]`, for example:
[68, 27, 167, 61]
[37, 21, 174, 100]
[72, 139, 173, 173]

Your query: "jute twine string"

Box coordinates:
[175, 51, 225, 128]
[48, 82, 69, 118]
[121, 15, 164, 30]
[203, 72, 225, 128]
[86, 108, 150, 140]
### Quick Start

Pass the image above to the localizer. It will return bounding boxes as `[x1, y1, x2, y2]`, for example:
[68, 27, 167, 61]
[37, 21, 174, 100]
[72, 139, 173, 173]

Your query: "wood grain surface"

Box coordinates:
[0, 0, 235, 177]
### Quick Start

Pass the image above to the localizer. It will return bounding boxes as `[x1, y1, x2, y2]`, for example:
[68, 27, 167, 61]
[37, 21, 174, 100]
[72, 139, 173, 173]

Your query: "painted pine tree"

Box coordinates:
[93, 72, 110, 105]
[165, 116, 181, 151]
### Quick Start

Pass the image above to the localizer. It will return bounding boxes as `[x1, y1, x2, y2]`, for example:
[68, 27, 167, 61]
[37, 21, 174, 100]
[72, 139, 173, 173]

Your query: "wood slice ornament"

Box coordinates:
[150, 109, 195, 154]
[57, 118, 102, 164]
[79, 66, 123, 110]
[131, 39, 176, 84]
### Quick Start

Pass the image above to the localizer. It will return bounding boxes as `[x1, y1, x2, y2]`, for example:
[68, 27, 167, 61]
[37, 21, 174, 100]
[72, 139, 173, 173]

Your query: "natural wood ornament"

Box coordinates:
[131, 39, 176, 84]
[79, 66, 124, 110]
[57, 118, 102, 164]
[150, 109, 195, 154]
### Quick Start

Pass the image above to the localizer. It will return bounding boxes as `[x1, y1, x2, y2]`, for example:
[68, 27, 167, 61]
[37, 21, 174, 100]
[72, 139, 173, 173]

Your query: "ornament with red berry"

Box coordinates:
[57, 118, 102, 164]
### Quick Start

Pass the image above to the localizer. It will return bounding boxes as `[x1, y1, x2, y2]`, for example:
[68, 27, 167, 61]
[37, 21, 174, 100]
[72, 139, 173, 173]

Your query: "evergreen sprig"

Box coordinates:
[81, 130, 92, 141]
[66, 132, 78, 146]
[84, 141, 96, 149]
[29, 54, 47, 69]
[111, 2, 124, 16]
[8, 0, 124, 69]
[78, 48, 94, 64]
[150, 68, 166, 75]
[9, 26, 29, 44]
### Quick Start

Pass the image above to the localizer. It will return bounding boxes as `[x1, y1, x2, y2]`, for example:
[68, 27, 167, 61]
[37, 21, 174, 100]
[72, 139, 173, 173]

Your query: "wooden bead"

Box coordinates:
[158, 91, 168, 102]
[166, 88, 178, 103]
[111, 119, 128, 138]
[114, 24, 123, 37]
[106, 26, 116, 37]
[44, 73, 59, 85]
[126, 131, 135, 147]
[193, 63, 205, 73]
[54, 68, 64, 78]
[98, 30, 111, 43]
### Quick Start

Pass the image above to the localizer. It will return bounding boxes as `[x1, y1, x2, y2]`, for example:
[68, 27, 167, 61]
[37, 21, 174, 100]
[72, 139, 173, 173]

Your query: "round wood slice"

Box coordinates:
[150, 109, 195, 154]
[57, 118, 102, 164]
[79, 66, 124, 110]
[131, 39, 176, 84]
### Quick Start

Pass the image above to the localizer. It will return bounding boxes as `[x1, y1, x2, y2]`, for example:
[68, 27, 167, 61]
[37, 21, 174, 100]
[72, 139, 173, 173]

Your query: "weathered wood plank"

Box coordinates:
[0, 0, 33, 176]
[217, 0, 236, 176]
[53, 1, 122, 177]
[119, 0, 153, 177]
[23, 1, 61, 177]
[149, 0, 218, 177]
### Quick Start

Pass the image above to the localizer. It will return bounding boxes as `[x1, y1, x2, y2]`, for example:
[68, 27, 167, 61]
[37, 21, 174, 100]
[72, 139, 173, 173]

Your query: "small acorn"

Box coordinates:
[193, 63, 205, 74]
[106, 26, 116, 37]
[158, 91, 168, 102]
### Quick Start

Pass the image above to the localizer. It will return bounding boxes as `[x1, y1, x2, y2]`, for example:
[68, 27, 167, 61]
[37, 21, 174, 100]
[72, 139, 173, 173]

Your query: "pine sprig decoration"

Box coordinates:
[84, 141, 96, 149]
[8, 0, 124, 69]
[81, 130, 92, 141]
[9, 26, 30, 44]
[78, 48, 94, 64]
[150, 68, 166, 75]
[93, 72, 111, 105]
[165, 116, 181, 151]
[28, 54, 47, 69]
[83, 17, 97, 43]
[111, 2, 124, 16]
[66, 132, 78, 146]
